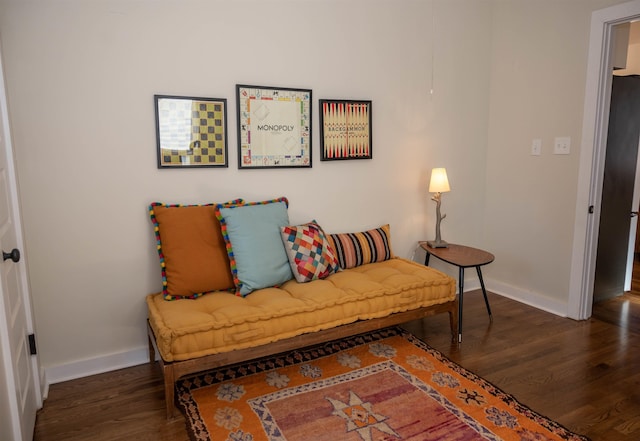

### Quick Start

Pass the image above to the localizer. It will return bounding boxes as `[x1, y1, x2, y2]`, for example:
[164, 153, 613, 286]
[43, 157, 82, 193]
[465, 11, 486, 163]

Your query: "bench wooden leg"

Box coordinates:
[148, 332, 156, 363]
[162, 362, 176, 419]
[147, 321, 178, 419]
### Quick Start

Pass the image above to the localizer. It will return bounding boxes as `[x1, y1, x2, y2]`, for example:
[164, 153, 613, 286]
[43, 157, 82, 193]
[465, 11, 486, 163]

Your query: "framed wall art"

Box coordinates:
[320, 99, 372, 161]
[236, 84, 312, 169]
[154, 95, 228, 168]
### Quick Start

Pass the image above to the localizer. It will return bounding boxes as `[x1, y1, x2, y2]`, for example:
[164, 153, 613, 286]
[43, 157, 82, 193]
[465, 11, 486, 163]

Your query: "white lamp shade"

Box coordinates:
[429, 168, 450, 193]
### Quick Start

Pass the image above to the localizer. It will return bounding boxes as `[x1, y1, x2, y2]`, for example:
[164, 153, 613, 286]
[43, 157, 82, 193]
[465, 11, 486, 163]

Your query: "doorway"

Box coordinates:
[568, 0, 640, 320]
[596, 21, 640, 302]
[593, 74, 640, 303]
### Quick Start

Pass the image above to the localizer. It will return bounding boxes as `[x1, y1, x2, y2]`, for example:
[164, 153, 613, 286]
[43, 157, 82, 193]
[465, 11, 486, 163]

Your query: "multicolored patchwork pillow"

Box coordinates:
[149, 200, 242, 301]
[326, 224, 394, 269]
[215, 197, 293, 297]
[281, 221, 341, 283]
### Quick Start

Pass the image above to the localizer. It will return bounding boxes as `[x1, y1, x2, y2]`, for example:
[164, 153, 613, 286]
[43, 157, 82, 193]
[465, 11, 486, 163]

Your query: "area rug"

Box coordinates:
[176, 327, 589, 441]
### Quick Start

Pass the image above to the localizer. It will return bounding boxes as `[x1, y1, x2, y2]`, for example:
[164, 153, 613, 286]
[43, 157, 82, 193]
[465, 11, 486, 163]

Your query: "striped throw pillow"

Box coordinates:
[326, 224, 393, 269]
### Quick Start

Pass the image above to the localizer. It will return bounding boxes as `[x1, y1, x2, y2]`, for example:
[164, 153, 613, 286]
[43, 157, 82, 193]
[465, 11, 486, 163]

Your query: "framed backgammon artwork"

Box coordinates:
[236, 84, 312, 169]
[320, 99, 372, 161]
[154, 95, 228, 168]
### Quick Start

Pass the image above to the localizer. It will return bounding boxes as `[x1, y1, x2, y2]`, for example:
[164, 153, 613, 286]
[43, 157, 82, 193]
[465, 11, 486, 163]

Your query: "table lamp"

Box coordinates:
[427, 167, 450, 248]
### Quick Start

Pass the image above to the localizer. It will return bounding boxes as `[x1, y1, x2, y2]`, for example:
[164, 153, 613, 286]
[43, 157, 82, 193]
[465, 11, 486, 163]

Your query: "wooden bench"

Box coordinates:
[148, 298, 458, 418]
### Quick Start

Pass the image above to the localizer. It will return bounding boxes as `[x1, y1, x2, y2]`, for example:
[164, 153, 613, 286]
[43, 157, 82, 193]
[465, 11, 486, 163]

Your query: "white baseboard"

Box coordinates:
[44, 346, 151, 386]
[474, 277, 569, 318]
[40, 278, 570, 388]
[40, 367, 48, 401]
[411, 249, 569, 318]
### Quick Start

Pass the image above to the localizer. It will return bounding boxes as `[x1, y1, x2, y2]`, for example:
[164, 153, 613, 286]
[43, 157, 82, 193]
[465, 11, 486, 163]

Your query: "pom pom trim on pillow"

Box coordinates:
[149, 200, 242, 301]
[281, 221, 341, 283]
[326, 224, 394, 269]
[215, 197, 293, 297]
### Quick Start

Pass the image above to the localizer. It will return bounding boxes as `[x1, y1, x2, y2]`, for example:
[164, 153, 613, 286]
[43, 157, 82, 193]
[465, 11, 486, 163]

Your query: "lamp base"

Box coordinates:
[427, 240, 449, 248]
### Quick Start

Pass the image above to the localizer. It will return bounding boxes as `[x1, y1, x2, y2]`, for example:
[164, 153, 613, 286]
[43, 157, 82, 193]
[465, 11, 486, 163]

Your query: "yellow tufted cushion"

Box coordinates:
[147, 257, 456, 362]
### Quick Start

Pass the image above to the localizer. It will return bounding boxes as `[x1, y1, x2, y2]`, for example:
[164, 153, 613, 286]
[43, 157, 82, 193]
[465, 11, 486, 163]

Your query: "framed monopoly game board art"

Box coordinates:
[236, 84, 312, 169]
[154, 95, 228, 168]
[319, 99, 372, 161]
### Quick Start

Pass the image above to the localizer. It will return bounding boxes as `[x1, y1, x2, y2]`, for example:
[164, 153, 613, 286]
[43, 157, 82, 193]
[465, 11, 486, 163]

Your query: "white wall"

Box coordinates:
[483, 0, 627, 314]
[0, 0, 493, 381]
[0, 0, 631, 384]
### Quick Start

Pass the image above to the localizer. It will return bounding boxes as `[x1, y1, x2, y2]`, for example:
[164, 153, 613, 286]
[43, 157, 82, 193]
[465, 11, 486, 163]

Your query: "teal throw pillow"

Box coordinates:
[216, 197, 293, 296]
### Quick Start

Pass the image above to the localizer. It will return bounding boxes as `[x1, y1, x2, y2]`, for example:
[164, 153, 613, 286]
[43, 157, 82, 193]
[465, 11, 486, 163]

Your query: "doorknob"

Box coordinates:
[2, 248, 20, 263]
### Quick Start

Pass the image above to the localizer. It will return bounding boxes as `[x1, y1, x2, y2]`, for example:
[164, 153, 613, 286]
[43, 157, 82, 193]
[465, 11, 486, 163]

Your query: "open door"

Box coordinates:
[0, 42, 42, 441]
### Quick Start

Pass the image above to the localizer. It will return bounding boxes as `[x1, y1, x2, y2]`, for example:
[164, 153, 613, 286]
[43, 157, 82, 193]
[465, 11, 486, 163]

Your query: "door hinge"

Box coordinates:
[588, 205, 594, 214]
[28, 334, 37, 355]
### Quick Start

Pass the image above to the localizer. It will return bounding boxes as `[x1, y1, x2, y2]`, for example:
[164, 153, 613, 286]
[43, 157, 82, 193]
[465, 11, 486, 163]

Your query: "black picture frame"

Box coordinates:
[154, 95, 228, 168]
[236, 84, 312, 169]
[319, 99, 372, 161]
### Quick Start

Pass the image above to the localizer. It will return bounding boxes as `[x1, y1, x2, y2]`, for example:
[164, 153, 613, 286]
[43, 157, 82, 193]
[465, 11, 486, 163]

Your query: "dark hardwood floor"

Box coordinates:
[34, 291, 640, 441]
[405, 291, 640, 441]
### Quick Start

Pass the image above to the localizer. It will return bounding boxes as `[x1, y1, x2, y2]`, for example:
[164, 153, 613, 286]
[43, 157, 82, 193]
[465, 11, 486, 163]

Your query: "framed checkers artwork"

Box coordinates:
[236, 84, 312, 169]
[154, 95, 228, 168]
[320, 99, 372, 161]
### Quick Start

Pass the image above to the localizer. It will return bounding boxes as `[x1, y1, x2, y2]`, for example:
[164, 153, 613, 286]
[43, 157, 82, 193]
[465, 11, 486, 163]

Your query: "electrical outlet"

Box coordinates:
[531, 139, 542, 156]
[554, 136, 571, 155]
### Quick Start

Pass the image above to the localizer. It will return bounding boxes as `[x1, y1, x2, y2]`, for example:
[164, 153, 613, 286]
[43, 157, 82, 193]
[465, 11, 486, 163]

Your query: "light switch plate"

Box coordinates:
[554, 136, 571, 155]
[531, 139, 542, 156]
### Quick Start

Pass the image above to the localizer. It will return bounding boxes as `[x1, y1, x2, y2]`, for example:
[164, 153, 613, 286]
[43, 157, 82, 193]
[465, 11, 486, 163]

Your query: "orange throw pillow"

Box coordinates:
[149, 202, 238, 300]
